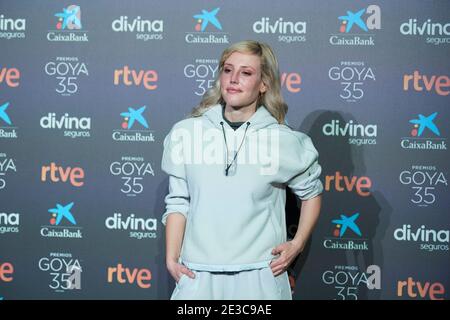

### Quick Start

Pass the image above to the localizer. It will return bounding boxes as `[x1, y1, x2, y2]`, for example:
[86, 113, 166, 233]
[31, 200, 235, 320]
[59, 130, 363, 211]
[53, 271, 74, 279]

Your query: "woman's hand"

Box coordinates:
[269, 240, 303, 276]
[166, 260, 196, 283]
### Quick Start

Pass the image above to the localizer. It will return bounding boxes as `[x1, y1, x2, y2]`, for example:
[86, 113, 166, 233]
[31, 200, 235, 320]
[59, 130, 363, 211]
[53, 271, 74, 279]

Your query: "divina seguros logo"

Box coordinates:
[0, 212, 20, 235]
[40, 112, 91, 139]
[105, 213, 158, 240]
[400, 18, 450, 45]
[394, 224, 449, 252]
[112, 15, 163, 41]
[252, 17, 307, 43]
[322, 118, 377, 146]
[0, 13, 26, 39]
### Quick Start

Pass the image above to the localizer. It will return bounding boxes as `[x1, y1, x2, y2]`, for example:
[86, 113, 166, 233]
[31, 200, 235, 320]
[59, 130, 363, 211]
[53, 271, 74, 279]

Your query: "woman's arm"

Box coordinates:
[165, 213, 195, 281]
[270, 194, 322, 276]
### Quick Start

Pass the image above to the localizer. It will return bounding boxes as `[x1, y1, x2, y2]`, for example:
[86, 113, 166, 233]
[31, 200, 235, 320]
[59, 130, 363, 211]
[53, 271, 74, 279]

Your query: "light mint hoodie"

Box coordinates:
[161, 104, 323, 271]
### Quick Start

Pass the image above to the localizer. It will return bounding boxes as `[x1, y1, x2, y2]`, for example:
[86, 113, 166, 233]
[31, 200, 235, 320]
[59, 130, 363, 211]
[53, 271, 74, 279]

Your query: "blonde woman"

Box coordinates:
[162, 40, 322, 299]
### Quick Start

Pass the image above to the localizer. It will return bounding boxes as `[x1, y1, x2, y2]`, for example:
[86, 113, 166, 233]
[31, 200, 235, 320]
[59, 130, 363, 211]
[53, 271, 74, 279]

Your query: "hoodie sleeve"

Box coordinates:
[161, 126, 190, 226]
[281, 131, 323, 200]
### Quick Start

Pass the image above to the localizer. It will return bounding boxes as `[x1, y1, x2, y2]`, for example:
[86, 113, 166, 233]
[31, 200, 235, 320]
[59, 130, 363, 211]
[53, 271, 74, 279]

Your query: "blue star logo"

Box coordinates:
[409, 112, 440, 137]
[0, 102, 12, 125]
[55, 6, 81, 30]
[48, 202, 76, 225]
[332, 213, 362, 237]
[338, 9, 368, 33]
[193, 8, 222, 31]
[120, 106, 149, 129]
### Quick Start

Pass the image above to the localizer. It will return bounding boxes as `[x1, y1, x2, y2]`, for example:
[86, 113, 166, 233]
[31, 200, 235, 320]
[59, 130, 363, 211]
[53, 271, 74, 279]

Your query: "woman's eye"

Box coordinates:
[224, 68, 231, 73]
[242, 71, 252, 76]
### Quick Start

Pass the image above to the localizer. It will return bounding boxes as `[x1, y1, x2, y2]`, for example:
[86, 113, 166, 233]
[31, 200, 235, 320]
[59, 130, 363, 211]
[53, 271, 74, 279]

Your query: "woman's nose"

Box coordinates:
[230, 71, 239, 84]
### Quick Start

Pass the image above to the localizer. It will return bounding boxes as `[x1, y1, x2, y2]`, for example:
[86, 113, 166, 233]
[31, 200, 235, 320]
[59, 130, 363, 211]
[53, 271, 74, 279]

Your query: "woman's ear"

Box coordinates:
[260, 81, 267, 94]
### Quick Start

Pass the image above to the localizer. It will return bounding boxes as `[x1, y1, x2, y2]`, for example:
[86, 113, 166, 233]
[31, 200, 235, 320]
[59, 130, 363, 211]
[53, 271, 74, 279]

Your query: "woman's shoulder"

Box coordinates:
[273, 124, 318, 153]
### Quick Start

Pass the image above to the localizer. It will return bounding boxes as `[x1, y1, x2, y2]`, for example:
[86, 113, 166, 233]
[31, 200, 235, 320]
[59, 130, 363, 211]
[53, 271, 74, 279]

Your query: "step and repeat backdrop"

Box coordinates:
[0, 0, 448, 300]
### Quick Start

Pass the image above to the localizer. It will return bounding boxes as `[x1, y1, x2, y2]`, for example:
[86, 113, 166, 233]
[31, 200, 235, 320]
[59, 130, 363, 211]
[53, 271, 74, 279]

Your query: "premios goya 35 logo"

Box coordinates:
[328, 61, 375, 102]
[0, 152, 16, 191]
[399, 165, 447, 207]
[110, 156, 155, 197]
[322, 265, 381, 300]
[44, 57, 88, 96]
[38, 252, 82, 292]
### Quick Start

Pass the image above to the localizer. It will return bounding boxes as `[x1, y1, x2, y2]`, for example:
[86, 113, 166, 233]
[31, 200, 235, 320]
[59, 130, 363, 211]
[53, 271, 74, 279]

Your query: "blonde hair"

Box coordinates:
[190, 40, 288, 124]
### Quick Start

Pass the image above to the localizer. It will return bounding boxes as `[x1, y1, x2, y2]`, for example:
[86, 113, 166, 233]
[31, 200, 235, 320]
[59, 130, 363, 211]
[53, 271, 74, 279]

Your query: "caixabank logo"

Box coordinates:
[111, 15, 164, 41]
[399, 165, 447, 207]
[0, 211, 19, 235]
[38, 252, 82, 293]
[40, 202, 83, 239]
[397, 276, 446, 300]
[185, 7, 229, 44]
[112, 105, 155, 142]
[107, 263, 152, 289]
[0, 152, 16, 191]
[329, 5, 381, 46]
[252, 16, 307, 43]
[394, 223, 449, 252]
[47, 5, 88, 42]
[328, 61, 375, 102]
[322, 264, 381, 300]
[0, 13, 26, 39]
[323, 212, 369, 251]
[0, 101, 18, 139]
[400, 112, 446, 151]
[105, 212, 158, 240]
[44, 57, 89, 96]
[109, 156, 155, 197]
[400, 17, 450, 45]
[0, 66, 20, 88]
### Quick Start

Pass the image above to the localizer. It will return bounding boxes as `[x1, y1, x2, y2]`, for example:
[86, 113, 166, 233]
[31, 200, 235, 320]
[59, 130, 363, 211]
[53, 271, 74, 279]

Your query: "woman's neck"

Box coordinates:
[224, 103, 257, 122]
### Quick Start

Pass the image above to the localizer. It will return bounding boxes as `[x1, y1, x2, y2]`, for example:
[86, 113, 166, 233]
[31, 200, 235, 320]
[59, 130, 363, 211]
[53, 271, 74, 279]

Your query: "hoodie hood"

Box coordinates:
[203, 104, 278, 131]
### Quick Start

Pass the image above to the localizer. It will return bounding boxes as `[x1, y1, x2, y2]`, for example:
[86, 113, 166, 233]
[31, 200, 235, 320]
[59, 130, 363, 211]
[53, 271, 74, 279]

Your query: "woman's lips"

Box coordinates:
[226, 88, 242, 94]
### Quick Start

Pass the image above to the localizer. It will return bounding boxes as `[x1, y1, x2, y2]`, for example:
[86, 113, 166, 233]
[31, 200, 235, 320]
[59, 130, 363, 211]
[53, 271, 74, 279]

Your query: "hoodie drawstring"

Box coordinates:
[220, 121, 250, 176]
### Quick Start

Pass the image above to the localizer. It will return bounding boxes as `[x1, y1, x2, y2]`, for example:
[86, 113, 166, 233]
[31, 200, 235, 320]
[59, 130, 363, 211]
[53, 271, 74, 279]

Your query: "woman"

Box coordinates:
[161, 40, 322, 300]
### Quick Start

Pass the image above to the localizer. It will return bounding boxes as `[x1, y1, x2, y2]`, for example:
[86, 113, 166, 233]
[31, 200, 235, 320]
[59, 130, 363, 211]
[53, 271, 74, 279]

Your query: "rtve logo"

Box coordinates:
[403, 71, 449, 96]
[0, 67, 20, 87]
[325, 172, 372, 196]
[281, 72, 302, 93]
[107, 263, 152, 288]
[41, 162, 85, 187]
[397, 277, 445, 300]
[0, 262, 14, 283]
[113, 66, 158, 90]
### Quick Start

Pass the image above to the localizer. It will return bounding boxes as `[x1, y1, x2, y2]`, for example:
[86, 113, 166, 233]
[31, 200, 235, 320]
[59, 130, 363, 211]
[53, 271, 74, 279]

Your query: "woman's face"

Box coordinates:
[220, 51, 266, 110]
